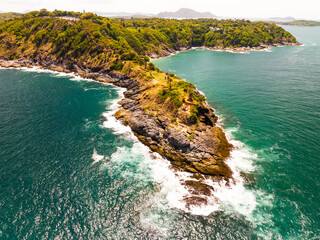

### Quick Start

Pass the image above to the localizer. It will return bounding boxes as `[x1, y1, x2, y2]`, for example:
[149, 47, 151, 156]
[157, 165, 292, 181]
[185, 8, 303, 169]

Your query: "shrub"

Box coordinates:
[121, 51, 137, 60]
[190, 105, 200, 124]
[148, 62, 156, 70]
[110, 61, 124, 70]
[158, 88, 182, 110]
[170, 117, 177, 122]
[190, 113, 198, 124]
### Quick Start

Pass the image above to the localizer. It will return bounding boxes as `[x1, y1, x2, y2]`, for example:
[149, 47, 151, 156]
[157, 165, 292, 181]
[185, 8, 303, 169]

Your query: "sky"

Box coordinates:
[1, 0, 319, 20]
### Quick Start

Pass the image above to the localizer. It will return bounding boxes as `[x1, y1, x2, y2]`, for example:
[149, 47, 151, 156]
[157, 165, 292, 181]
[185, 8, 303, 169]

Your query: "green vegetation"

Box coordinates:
[0, 10, 298, 65]
[0, 12, 22, 22]
[0, 10, 299, 125]
[278, 20, 320, 27]
[190, 105, 200, 125]
[114, 18, 297, 48]
[170, 117, 177, 123]
[158, 88, 182, 110]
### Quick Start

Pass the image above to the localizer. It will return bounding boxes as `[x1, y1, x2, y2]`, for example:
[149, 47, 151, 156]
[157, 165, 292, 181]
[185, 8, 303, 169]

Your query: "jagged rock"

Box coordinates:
[184, 196, 208, 208]
[184, 180, 214, 196]
[167, 131, 190, 151]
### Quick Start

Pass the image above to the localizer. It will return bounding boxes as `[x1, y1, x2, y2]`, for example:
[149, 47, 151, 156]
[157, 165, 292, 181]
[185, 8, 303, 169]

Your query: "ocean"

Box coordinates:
[0, 26, 319, 239]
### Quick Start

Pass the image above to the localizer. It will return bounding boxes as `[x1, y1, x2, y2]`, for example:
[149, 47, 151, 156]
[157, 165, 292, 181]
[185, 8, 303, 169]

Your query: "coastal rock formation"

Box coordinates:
[0, 58, 232, 180]
[116, 97, 232, 178]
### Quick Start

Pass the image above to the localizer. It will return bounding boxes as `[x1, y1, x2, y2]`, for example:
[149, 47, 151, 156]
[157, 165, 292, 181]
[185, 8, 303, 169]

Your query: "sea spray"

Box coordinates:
[91, 148, 104, 164]
[100, 87, 264, 220]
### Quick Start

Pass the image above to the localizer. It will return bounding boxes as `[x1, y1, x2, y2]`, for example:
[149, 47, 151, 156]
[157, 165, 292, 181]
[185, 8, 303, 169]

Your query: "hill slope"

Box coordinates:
[0, 12, 22, 22]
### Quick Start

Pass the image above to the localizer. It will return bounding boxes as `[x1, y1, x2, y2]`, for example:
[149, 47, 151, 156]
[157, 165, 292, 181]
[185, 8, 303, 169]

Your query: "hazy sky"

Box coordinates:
[1, 0, 319, 20]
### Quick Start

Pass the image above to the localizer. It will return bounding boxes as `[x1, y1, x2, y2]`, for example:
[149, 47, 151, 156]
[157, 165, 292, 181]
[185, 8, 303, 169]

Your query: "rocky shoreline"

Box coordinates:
[0, 57, 234, 205]
[0, 57, 232, 176]
[0, 41, 299, 204]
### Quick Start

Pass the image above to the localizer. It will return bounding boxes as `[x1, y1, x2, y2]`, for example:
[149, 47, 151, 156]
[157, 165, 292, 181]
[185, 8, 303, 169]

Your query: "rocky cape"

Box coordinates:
[0, 58, 235, 204]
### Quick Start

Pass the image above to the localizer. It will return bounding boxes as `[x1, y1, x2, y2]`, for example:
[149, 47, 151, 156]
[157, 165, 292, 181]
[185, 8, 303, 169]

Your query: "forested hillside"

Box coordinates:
[0, 12, 22, 22]
[0, 9, 298, 68]
[0, 10, 299, 122]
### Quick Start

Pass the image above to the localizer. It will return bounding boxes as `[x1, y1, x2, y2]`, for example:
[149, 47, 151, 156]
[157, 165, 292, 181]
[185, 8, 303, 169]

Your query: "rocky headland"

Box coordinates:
[0, 58, 232, 176]
[0, 57, 233, 206]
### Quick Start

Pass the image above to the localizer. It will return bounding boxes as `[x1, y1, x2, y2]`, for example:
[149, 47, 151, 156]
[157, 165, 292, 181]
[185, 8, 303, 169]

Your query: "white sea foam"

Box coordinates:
[100, 95, 191, 214]
[13, 66, 100, 83]
[249, 47, 273, 52]
[102, 88, 133, 136]
[100, 88, 201, 212]
[100, 87, 262, 219]
[91, 71, 270, 233]
[91, 148, 104, 164]
[211, 130, 257, 217]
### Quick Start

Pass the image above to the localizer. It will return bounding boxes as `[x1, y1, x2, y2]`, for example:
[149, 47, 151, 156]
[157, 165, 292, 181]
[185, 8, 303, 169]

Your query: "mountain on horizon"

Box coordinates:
[156, 8, 217, 19]
[268, 16, 295, 22]
[94, 8, 217, 19]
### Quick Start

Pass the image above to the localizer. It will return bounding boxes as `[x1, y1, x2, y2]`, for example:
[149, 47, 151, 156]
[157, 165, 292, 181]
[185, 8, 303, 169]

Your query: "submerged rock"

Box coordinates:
[184, 196, 208, 209]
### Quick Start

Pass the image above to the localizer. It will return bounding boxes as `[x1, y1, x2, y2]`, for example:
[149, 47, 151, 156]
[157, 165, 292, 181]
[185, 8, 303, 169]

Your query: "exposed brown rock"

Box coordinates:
[184, 180, 214, 196]
[184, 196, 208, 209]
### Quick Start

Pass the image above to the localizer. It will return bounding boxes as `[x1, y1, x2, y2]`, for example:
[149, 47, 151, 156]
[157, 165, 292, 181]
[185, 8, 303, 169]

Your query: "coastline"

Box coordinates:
[0, 58, 234, 203]
[148, 42, 301, 58]
[0, 57, 261, 216]
[0, 58, 260, 215]
[0, 41, 299, 181]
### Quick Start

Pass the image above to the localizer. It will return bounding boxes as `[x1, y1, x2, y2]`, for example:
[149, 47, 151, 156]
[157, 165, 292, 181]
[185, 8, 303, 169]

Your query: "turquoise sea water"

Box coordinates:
[0, 26, 319, 239]
[153, 26, 320, 239]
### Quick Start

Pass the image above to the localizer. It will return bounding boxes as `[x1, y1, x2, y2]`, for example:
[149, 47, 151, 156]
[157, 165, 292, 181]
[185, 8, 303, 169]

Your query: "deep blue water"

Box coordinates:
[0, 25, 319, 239]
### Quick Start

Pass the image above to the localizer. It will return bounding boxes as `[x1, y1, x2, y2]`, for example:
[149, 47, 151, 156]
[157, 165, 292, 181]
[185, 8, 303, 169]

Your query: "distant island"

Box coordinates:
[0, 10, 300, 194]
[268, 16, 296, 22]
[277, 20, 320, 27]
[264, 17, 320, 27]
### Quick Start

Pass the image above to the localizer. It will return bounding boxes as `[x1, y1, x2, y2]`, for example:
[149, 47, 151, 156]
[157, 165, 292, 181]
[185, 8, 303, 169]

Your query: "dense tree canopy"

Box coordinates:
[0, 10, 298, 68]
